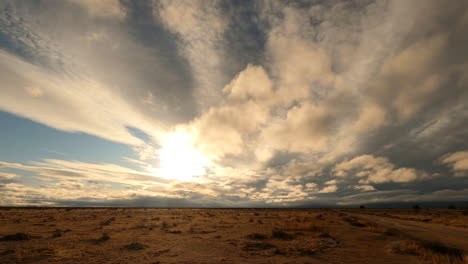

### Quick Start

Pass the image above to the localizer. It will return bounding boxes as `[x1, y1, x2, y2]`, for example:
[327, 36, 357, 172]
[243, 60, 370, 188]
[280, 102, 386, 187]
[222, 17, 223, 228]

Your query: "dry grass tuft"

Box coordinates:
[247, 233, 268, 240]
[319, 231, 332, 238]
[123, 242, 146, 250]
[310, 224, 328, 233]
[166, 229, 182, 234]
[271, 229, 295, 240]
[1, 249, 15, 255]
[297, 248, 317, 256]
[418, 240, 464, 264]
[100, 217, 115, 226]
[99, 233, 110, 241]
[390, 239, 465, 264]
[1, 232, 30, 241]
[343, 217, 367, 227]
[160, 221, 169, 230]
[242, 242, 276, 251]
[383, 228, 400, 236]
[51, 230, 62, 238]
[389, 240, 420, 255]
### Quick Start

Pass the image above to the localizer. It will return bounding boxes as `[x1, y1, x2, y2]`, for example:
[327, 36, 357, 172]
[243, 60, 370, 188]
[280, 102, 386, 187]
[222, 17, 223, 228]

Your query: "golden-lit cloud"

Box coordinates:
[441, 151, 468, 176]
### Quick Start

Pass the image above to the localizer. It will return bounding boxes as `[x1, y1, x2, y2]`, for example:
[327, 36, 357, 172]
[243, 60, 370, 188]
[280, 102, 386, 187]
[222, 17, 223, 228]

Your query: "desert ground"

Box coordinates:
[0, 208, 467, 264]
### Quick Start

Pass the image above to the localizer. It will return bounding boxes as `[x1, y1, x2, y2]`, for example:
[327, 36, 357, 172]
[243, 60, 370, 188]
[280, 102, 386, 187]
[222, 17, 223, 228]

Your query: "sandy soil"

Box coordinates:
[0, 208, 466, 263]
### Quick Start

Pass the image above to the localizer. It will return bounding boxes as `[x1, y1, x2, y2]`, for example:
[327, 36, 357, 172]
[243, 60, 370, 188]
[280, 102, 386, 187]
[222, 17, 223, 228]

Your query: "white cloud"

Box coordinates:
[0, 50, 162, 146]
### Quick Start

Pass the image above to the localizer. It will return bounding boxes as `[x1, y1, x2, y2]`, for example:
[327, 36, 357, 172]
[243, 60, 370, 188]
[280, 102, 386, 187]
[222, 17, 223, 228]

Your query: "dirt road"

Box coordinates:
[340, 210, 468, 253]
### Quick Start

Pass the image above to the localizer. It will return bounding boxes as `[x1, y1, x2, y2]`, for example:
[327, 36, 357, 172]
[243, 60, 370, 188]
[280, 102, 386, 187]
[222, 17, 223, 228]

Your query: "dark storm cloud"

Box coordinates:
[348, 1, 468, 178]
[218, 1, 268, 77]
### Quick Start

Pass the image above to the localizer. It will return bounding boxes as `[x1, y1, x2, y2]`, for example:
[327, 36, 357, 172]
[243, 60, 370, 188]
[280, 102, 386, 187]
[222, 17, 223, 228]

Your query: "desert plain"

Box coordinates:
[1, 208, 467, 264]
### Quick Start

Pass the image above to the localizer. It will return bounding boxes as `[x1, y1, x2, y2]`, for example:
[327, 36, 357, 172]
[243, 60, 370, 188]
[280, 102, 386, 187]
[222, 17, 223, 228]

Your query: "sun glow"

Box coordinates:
[155, 132, 208, 181]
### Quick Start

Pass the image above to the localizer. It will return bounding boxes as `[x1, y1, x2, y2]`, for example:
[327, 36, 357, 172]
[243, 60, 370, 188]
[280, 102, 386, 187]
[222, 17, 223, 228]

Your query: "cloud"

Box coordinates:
[0, 50, 163, 146]
[224, 64, 273, 102]
[0, 172, 17, 179]
[353, 185, 376, 192]
[333, 155, 428, 184]
[319, 185, 338, 194]
[337, 188, 468, 206]
[66, 0, 126, 19]
[250, 179, 311, 203]
[155, 0, 228, 109]
[441, 151, 468, 176]
[0, 159, 171, 186]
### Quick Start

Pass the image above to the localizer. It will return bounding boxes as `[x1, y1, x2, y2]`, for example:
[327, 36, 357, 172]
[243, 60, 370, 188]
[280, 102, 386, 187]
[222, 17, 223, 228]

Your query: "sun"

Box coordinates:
[155, 131, 208, 181]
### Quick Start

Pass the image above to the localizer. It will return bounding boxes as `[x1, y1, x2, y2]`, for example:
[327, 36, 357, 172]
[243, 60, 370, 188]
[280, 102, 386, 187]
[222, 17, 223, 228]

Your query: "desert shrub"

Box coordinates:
[319, 231, 331, 238]
[52, 230, 62, 238]
[448, 205, 457, 209]
[166, 229, 182, 234]
[242, 242, 276, 251]
[419, 240, 464, 264]
[359, 205, 365, 209]
[161, 221, 168, 230]
[271, 229, 295, 240]
[1, 249, 15, 255]
[383, 228, 400, 236]
[123, 242, 146, 250]
[310, 224, 327, 233]
[1, 233, 30, 241]
[273, 248, 287, 255]
[297, 248, 317, 256]
[188, 225, 195, 233]
[343, 217, 367, 227]
[391, 239, 464, 264]
[247, 233, 268, 240]
[99, 233, 110, 241]
[100, 217, 115, 226]
[390, 240, 420, 255]
[412, 205, 421, 210]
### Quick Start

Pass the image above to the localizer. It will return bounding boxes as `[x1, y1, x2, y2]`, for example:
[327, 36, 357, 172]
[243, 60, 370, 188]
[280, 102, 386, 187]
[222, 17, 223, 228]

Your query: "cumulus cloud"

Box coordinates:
[319, 185, 338, 194]
[333, 155, 428, 184]
[353, 185, 376, 192]
[441, 151, 468, 176]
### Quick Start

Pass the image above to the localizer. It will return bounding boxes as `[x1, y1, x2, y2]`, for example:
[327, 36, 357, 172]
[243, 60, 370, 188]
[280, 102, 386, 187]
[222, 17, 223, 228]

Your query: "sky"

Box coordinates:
[1, 0, 468, 207]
